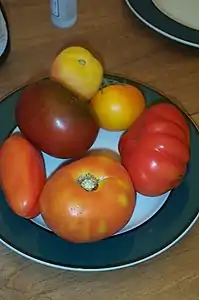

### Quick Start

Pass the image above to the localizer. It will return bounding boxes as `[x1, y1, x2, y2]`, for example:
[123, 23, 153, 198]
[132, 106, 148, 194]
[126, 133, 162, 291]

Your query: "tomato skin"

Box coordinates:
[90, 84, 146, 131]
[39, 156, 135, 243]
[119, 103, 190, 196]
[51, 46, 103, 100]
[15, 79, 99, 159]
[85, 148, 121, 163]
[0, 133, 46, 218]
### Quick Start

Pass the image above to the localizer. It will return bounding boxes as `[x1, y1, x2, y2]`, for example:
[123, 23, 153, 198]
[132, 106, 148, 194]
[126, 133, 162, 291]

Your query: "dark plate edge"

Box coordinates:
[125, 0, 199, 48]
[0, 73, 198, 271]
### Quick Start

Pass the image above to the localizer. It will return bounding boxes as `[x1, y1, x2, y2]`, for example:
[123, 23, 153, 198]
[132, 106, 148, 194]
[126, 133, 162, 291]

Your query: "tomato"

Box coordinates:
[39, 156, 135, 243]
[51, 46, 103, 101]
[0, 133, 46, 218]
[90, 84, 146, 131]
[15, 79, 99, 159]
[119, 103, 190, 196]
[86, 148, 121, 163]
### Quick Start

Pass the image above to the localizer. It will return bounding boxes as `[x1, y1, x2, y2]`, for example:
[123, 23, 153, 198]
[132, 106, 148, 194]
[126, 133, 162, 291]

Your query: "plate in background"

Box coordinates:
[0, 74, 199, 271]
[152, 0, 199, 31]
[125, 0, 199, 48]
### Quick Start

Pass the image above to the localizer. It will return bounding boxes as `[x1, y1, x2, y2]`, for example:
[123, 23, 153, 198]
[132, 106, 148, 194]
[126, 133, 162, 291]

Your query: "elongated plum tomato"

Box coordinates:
[119, 103, 190, 197]
[15, 79, 99, 159]
[39, 156, 135, 243]
[0, 133, 46, 218]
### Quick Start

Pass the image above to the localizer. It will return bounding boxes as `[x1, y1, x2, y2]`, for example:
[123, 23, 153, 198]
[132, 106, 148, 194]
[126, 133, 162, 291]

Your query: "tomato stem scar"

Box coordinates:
[78, 59, 86, 66]
[77, 173, 98, 191]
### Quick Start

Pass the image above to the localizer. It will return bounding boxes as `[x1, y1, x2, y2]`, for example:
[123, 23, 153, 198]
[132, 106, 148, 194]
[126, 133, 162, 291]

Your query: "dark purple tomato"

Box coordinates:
[15, 79, 99, 159]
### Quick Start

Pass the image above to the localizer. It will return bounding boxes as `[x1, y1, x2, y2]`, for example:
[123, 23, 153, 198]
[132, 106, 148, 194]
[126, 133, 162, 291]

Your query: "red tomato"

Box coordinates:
[119, 103, 190, 196]
[0, 133, 46, 218]
[39, 156, 135, 243]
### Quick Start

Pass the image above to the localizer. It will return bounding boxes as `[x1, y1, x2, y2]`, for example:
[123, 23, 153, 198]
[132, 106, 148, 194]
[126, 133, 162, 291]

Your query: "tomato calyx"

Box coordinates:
[78, 59, 86, 66]
[76, 173, 99, 192]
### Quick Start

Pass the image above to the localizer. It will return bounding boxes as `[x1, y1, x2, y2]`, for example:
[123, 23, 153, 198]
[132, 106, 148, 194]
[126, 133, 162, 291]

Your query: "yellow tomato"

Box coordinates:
[90, 84, 146, 131]
[50, 46, 103, 101]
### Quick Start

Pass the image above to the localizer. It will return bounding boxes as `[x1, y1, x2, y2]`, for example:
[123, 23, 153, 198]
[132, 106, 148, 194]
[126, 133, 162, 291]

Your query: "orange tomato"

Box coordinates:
[40, 156, 135, 243]
[85, 148, 121, 163]
[0, 133, 46, 218]
[50, 46, 103, 101]
[90, 84, 146, 131]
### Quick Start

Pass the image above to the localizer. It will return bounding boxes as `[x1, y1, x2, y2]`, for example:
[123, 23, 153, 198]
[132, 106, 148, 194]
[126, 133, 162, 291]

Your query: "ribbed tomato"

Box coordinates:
[119, 103, 190, 196]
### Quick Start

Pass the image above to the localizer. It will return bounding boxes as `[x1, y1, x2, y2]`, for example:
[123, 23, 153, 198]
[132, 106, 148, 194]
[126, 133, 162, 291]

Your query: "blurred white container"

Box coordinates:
[50, 0, 77, 29]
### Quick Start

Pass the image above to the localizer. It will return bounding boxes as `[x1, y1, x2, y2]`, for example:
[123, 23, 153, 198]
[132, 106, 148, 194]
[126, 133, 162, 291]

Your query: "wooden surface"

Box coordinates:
[0, 1, 199, 299]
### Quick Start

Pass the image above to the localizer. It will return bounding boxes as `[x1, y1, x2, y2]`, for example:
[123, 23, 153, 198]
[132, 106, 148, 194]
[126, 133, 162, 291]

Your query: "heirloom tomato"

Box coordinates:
[51, 46, 103, 101]
[40, 155, 135, 243]
[86, 148, 121, 163]
[0, 133, 46, 218]
[90, 84, 146, 131]
[119, 103, 190, 196]
[15, 79, 99, 159]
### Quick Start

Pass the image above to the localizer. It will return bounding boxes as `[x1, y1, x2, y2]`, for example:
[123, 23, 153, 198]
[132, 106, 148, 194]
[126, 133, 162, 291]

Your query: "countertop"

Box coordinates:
[0, 1, 199, 299]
